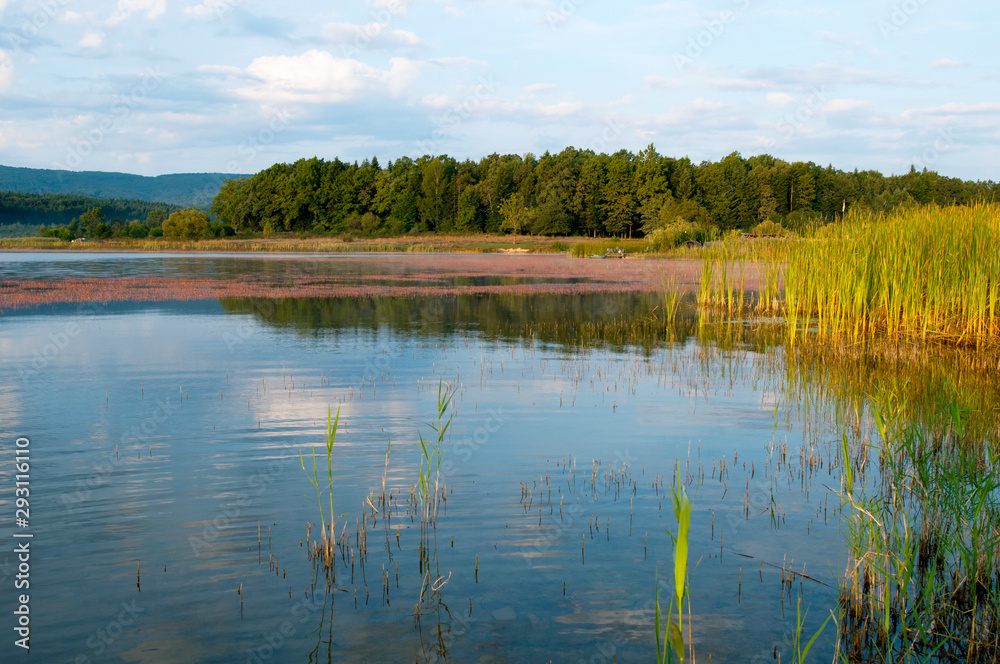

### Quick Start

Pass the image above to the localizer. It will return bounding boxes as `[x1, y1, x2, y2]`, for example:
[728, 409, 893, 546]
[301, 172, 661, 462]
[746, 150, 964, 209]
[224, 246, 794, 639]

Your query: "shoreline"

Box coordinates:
[0, 234, 667, 256]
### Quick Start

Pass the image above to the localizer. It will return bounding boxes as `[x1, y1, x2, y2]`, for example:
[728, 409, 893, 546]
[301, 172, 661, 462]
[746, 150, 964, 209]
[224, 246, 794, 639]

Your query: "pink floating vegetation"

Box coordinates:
[0, 255, 705, 312]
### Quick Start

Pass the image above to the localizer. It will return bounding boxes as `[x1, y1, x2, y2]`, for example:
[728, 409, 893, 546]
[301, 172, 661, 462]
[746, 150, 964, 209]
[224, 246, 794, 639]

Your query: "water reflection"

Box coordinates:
[4, 276, 1000, 662]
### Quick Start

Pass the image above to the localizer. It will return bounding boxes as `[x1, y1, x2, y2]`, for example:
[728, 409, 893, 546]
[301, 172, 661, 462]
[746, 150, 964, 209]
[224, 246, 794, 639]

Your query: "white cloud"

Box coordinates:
[537, 101, 584, 117]
[644, 75, 682, 90]
[689, 98, 724, 111]
[198, 64, 244, 76]
[422, 93, 450, 108]
[817, 31, 878, 56]
[0, 0, 10, 18]
[115, 152, 153, 165]
[908, 102, 1000, 117]
[931, 58, 966, 69]
[322, 22, 423, 49]
[823, 99, 870, 113]
[650, 98, 726, 127]
[375, 0, 410, 13]
[525, 83, 555, 93]
[108, 0, 166, 25]
[159, 111, 210, 124]
[766, 91, 793, 107]
[78, 32, 105, 49]
[0, 49, 12, 93]
[709, 78, 776, 91]
[232, 50, 420, 104]
[184, 1, 234, 17]
[433, 56, 487, 67]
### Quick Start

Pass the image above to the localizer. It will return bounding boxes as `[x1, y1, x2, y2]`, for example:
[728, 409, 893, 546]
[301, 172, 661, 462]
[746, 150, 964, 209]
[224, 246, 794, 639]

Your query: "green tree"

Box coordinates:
[162, 208, 211, 240]
[790, 164, 816, 213]
[415, 157, 457, 232]
[498, 192, 534, 240]
[125, 221, 150, 238]
[604, 151, 637, 237]
[146, 208, 167, 227]
[79, 207, 106, 236]
[574, 154, 607, 237]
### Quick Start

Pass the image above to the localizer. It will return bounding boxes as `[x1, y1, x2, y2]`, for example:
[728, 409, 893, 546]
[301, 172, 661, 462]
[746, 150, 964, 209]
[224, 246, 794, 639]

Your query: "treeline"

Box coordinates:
[210, 147, 997, 237]
[37, 206, 233, 241]
[0, 192, 178, 228]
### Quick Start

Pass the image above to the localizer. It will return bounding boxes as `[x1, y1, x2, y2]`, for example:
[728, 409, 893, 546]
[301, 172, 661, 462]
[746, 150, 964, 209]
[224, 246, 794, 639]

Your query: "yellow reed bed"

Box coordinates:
[781, 204, 1000, 346]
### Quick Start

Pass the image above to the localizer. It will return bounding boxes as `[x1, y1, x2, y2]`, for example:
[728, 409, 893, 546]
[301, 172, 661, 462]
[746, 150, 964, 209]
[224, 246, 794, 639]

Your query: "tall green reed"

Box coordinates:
[835, 400, 1000, 662]
[698, 204, 1000, 348]
[301, 405, 348, 575]
[416, 381, 455, 528]
[656, 471, 692, 663]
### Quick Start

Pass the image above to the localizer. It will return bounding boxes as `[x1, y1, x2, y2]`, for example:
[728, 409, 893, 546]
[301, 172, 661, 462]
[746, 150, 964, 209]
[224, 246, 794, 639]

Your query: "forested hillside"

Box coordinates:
[0, 192, 178, 227]
[210, 148, 997, 237]
[0, 165, 247, 208]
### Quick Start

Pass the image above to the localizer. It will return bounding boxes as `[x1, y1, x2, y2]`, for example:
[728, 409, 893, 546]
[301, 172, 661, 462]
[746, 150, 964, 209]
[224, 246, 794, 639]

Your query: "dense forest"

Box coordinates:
[0, 165, 247, 208]
[0, 192, 178, 227]
[210, 147, 997, 237]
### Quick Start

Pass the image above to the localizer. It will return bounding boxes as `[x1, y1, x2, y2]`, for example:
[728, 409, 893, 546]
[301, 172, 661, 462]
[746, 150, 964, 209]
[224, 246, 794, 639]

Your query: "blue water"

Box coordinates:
[0, 253, 844, 663]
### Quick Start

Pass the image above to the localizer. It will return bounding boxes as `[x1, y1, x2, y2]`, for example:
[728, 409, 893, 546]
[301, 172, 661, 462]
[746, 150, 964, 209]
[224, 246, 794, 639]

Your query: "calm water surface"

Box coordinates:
[0, 253, 845, 663]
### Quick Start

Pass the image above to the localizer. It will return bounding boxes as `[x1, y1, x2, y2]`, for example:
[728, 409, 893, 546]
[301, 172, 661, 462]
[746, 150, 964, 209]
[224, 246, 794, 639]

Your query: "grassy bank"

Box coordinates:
[0, 233, 665, 256]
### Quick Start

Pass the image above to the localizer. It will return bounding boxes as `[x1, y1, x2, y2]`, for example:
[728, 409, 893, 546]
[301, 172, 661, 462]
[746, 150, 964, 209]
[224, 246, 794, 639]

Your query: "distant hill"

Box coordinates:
[0, 165, 250, 208]
[0, 192, 181, 228]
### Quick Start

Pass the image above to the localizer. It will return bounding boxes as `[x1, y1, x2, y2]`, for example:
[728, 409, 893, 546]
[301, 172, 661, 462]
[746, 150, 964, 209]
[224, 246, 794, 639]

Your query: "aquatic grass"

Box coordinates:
[301, 405, 348, 578]
[791, 596, 833, 664]
[415, 381, 456, 609]
[834, 399, 1000, 662]
[656, 471, 692, 664]
[698, 204, 1000, 347]
[785, 204, 1000, 347]
[416, 381, 455, 528]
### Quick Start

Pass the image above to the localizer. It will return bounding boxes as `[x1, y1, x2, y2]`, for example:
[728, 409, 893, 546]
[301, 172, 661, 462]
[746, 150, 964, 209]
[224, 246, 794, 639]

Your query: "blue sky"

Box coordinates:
[0, 0, 996, 180]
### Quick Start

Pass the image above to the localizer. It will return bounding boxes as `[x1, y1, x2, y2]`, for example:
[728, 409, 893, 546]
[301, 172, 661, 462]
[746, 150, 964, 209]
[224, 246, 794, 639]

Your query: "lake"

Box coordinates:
[0, 252, 893, 662]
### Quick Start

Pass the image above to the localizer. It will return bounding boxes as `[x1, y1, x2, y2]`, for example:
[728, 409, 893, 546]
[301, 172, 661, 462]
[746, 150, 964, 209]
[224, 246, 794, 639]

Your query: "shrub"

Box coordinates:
[163, 209, 211, 240]
[751, 219, 785, 237]
[648, 221, 712, 250]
